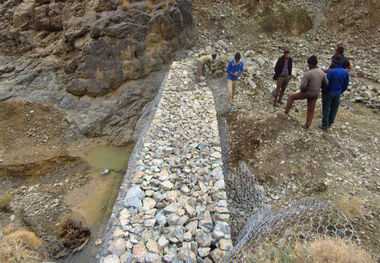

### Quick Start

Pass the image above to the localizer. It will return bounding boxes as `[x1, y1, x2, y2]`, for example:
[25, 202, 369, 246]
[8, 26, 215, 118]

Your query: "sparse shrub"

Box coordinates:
[57, 214, 90, 249]
[0, 228, 45, 263]
[0, 193, 13, 211]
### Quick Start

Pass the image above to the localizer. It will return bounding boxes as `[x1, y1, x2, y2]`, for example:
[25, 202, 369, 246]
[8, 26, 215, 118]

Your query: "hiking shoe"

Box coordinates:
[318, 125, 328, 131]
[273, 103, 280, 107]
[302, 125, 309, 129]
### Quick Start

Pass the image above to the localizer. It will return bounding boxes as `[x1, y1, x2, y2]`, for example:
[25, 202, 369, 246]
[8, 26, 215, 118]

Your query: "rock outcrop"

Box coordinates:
[0, 0, 197, 144]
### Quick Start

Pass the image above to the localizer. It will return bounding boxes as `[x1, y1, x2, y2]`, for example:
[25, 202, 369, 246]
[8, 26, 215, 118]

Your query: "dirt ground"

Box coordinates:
[224, 79, 380, 258]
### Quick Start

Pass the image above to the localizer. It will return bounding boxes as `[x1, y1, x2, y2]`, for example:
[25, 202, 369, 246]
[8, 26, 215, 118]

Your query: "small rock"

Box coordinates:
[146, 240, 160, 254]
[198, 247, 211, 258]
[101, 254, 120, 263]
[133, 242, 148, 263]
[158, 236, 169, 250]
[145, 253, 161, 263]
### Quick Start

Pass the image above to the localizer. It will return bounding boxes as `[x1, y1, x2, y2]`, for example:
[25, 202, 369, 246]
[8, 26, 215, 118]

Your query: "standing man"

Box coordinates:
[196, 54, 217, 82]
[273, 50, 293, 107]
[319, 56, 349, 131]
[284, 56, 328, 129]
[226, 52, 244, 105]
[323, 45, 351, 73]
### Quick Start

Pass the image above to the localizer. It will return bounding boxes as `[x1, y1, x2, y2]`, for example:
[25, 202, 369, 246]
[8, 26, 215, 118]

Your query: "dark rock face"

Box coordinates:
[0, 0, 197, 97]
[0, 0, 197, 145]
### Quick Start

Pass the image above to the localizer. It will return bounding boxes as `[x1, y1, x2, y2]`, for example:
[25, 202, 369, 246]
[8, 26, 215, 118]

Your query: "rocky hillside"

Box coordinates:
[192, 0, 380, 109]
[0, 0, 197, 145]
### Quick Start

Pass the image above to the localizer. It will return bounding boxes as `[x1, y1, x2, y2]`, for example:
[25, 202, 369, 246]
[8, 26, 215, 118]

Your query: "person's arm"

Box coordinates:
[322, 73, 329, 89]
[226, 62, 234, 75]
[206, 61, 212, 71]
[325, 70, 332, 92]
[274, 58, 280, 73]
[342, 72, 349, 93]
[238, 62, 244, 75]
[300, 73, 309, 92]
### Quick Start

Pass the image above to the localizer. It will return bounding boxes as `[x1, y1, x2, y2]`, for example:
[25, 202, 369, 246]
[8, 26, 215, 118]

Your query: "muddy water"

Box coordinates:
[63, 145, 133, 263]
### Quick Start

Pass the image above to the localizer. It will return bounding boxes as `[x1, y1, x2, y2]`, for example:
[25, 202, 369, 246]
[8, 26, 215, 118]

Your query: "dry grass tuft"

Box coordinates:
[334, 195, 364, 221]
[3, 230, 42, 248]
[0, 193, 13, 211]
[307, 238, 374, 263]
[162, 2, 170, 12]
[249, 237, 375, 263]
[0, 228, 45, 263]
[122, 0, 130, 10]
[146, 0, 154, 11]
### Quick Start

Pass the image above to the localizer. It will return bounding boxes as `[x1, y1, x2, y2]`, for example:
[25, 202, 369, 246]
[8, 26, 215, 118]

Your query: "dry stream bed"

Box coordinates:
[0, 101, 133, 262]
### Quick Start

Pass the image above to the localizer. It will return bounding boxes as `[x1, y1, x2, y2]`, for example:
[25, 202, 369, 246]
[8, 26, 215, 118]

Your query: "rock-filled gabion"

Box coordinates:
[100, 59, 232, 263]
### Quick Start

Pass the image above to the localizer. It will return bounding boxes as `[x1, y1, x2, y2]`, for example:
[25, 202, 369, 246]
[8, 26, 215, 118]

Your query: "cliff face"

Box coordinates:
[0, 0, 197, 145]
[1, 0, 197, 96]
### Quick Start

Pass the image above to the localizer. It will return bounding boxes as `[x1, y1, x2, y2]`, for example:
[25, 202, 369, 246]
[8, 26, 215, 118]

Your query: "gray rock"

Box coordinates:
[125, 185, 145, 209]
[145, 253, 161, 263]
[195, 230, 212, 247]
[109, 238, 127, 257]
[212, 221, 230, 240]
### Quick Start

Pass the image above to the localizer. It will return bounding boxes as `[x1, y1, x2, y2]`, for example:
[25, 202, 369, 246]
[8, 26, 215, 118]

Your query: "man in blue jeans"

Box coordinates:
[319, 56, 349, 131]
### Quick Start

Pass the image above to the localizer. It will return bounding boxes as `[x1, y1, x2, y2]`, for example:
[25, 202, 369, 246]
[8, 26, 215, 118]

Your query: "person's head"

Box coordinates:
[284, 50, 291, 60]
[212, 54, 217, 60]
[307, 55, 318, 68]
[332, 55, 343, 66]
[335, 45, 344, 55]
[234, 52, 241, 63]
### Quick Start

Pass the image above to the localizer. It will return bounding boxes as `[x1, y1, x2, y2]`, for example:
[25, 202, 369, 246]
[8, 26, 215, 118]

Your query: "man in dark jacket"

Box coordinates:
[285, 56, 328, 129]
[323, 45, 351, 73]
[273, 50, 293, 107]
[319, 56, 349, 131]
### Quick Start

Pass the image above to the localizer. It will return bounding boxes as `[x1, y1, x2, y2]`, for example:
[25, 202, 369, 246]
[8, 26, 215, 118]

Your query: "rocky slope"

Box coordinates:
[191, 0, 380, 259]
[0, 0, 197, 145]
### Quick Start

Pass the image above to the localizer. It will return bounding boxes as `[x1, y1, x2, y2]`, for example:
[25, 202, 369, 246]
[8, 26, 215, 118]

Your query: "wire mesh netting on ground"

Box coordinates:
[207, 76, 361, 263]
[220, 197, 361, 263]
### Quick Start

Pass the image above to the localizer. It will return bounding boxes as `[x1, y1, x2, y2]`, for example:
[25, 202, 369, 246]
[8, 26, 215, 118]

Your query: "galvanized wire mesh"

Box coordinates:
[207, 75, 361, 263]
[221, 197, 361, 263]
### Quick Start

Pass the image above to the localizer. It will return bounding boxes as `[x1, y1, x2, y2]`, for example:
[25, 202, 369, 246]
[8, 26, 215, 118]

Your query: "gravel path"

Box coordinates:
[99, 59, 232, 263]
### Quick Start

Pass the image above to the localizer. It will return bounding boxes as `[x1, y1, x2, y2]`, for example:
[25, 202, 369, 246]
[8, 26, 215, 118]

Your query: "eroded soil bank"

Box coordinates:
[0, 101, 133, 262]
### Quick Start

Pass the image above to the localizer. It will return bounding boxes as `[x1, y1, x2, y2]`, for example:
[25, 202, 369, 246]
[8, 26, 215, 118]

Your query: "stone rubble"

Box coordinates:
[100, 59, 232, 263]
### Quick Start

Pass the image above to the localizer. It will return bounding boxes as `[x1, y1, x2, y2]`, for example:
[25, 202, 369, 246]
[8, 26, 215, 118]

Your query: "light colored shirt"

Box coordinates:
[198, 55, 213, 66]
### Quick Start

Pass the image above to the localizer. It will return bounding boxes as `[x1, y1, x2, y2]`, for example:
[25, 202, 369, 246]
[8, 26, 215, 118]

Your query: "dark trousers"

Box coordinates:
[322, 92, 341, 127]
[285, 92, 317, 128]
[274, 76, 291, 103]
